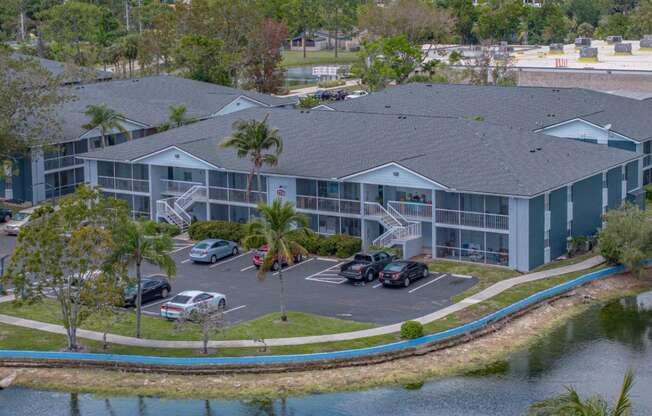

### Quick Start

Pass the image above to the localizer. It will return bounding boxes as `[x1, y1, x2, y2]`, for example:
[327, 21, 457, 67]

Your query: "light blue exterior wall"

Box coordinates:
[549, 187, 567, 260]
[528, 195, 545, 270]
[626, 160, 639, 191]
[571, 174, 603, 237]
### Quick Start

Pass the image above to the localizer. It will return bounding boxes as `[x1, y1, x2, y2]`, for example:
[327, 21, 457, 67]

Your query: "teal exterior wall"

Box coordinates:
[572, 174, 602, 236]
[626, 160, 639, 191]
[609, 141, 637, 152]
[549, 187, 567, 260]
[606, 167, 622, 210]
[528, 195, 545, 270]
[10, 157, 32, 203]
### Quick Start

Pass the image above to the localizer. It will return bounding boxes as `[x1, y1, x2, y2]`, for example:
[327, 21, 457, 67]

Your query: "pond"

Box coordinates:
[283, 65, 349, 89]
[2, 291, 652, 415]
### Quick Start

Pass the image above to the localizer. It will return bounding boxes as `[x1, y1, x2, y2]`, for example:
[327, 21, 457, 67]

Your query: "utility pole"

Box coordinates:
[138, 0, 143, 34]
[19, 9, 26, 42]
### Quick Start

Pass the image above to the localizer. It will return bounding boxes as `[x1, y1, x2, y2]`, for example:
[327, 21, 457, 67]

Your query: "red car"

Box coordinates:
[252, 245, 304, 271]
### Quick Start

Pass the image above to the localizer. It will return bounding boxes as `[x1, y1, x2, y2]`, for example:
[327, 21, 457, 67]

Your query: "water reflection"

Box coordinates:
[2, 292, 652, 416]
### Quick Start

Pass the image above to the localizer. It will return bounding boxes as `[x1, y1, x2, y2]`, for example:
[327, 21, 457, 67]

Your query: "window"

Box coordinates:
[115, 163, 131, 178]
[305, 213, 318, 232]
[436, 191, 459, 210]
[132, 164, 148, 180]
[230, 205, 249, 224]
[340, 182, 360, 200]
[74, 139, 88, 155]
[318, 181, 339, 198]
[340, 217, 361, 236]
[210, 203, 229, 221]
[318, 215, 339, 234]
[98, 161, 114, 177]
[229, 173, 249, 190]
[460, 193, 484, 213]
[485, 196, 508, 215]
[209, 171, 228, 187]
[297, 178, 317, 196]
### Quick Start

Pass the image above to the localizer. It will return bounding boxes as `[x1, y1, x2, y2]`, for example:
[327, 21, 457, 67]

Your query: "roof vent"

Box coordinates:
[536, 147, 542, 151]
[300, 110, 304, 113]
[426, 84, 433, 87]
[385, 105, 391, 108]
[530, 149, 536, 153]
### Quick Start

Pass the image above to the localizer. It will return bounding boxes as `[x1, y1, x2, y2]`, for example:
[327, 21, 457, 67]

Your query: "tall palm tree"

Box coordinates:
[169, 105, 190, 128]
[243, 200, 308, 322]
[111, 221, 176, 338]
[82, 104, 131, 148]
[529, 369, 634, 416]
[220, 114, 282, 203]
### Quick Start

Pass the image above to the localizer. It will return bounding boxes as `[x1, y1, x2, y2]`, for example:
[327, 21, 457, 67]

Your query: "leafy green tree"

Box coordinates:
[110, 221, 176, 339]
[474, 0, 527, 42]
[298, 95, 320, 108]
[2, 186, 130, 351]
[169, 105, 190, 128]
[243, 200, 309, 322]
[285, 0, 323, 58]
[321, 0, 359, 58]
[120, 32, 140, 77]
[528, 369, 634, 416]
[82, 104, 131, 148]
[596, 13, 632, 38]
[358, 0, 454, 44]
[527, 3, 572, 44]
[439, 0, 478, 44]
[0, 50, 68, 164]
[598, 204, 652, 277]
[352, 35, 423, 91]
[221, 114, 283, 202]
[564, 0, 608, 27]
[173, 34, 233, 86]
[629, 0, 652, 38]
[577, 22, 596, 37]
[39, 1, 118, 64]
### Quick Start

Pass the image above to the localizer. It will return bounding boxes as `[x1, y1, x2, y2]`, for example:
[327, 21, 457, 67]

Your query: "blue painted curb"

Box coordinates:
[0, 264, 625, 366]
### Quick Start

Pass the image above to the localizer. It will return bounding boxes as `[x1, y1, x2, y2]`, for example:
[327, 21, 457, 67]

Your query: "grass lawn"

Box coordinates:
[529, 251, 598, 273]
[282, 50, 358, 67]
[0, 300, 377, 342]
[0, 265, 607, 357]
[428, 260, 521, 303]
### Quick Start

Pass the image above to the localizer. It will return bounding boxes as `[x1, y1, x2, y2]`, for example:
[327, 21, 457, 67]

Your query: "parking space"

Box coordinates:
[1, 231, 479, 326]
[141, 242, 479, 325]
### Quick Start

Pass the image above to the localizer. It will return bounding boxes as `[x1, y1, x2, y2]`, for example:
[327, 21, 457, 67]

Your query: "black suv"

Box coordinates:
[0, 207, 11, 223]
[379, 261, 429, 287]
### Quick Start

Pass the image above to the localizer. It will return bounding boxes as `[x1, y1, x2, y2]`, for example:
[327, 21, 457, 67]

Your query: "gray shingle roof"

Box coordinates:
[12, 53, 112, 83]
[80, 107, 639, 197]
[57, 75, 298, 141]
[325, 83, 652, 142]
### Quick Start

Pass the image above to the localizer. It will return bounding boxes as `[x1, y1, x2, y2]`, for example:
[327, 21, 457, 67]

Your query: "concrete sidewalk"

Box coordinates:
[0, 256, 605, 349]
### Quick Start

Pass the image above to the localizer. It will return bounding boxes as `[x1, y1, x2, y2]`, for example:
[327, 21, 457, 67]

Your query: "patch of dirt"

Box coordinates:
[2, 272, 650, 399]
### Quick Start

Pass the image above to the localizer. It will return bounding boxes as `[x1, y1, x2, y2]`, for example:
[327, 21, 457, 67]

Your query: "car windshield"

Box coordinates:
[170, 295, 191, 304]
[13, 212, 30, 221]
[354, 254, 372, 262]
[194, 243, 209, 249]
[385, 263, 405, 272]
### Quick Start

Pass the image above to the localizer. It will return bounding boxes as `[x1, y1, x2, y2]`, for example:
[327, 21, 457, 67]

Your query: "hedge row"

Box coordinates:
[187, 220, 361, 258]
[141, 220, 181, 237]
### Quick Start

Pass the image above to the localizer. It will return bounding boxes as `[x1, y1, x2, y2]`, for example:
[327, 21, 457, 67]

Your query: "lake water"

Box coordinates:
[2, 291, 652, 415]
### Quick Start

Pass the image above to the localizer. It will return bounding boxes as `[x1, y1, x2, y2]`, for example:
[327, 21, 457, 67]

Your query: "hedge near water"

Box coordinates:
[188, 220, 361, 258]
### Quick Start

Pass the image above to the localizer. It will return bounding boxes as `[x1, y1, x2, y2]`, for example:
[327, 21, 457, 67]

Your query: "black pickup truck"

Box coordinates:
[339, 251, 396, 282]
[0, 207, 11, 223]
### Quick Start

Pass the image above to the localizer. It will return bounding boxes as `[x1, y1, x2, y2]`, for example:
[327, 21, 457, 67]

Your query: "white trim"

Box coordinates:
[211, 95, 270, 117]
[131, 146, 223, 170]
[536, 117, 639, 143]
[338, 162, 450, 190]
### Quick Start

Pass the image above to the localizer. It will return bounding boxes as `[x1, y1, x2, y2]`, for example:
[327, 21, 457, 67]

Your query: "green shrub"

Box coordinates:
[598, 204, 652, 276]
[188, 220, 246, 243]
[298, 96, 320, 109]
[400, 320, 424, 339]
[288, 229, 322, 253]
[317, 236, 339, 256]
[645, 184, 652, 202]
[331, 234, 361, 258]
[317, 79, 345, 88]
[140, 220, 181, 237]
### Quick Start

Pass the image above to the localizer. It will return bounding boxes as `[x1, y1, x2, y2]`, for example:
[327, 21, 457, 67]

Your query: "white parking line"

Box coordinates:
[169, 244, 193, 254]
[142, 297, 172, 308]
[273, 257, 314, 275]
[240, 265, 255, 272]
[408, 274, 448, 294]
[143, 311, 160, 317]
[372, 282, 383, 288]
[224, 304, 247, 314]
[305, 261, 348, 284]
[452, 274, 474, 279]
[209, 251, 251, 268]
[180, 259, 191, 264]
[316, 257, 340, 262]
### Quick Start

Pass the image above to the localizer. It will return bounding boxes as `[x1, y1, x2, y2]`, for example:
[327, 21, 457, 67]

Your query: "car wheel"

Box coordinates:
[366, 270, 375, 282]
[422, 268, 429, 278]
[2, 214, 9, 223]
[218, 298, 226, 311]
[404, 278, 411, 287]
[232, 247, 239, 256]
[296, 254, 303, 262]
[210, 255, 217, 264]
[272, 261, 280, 271]
[161, 288, 169, 298]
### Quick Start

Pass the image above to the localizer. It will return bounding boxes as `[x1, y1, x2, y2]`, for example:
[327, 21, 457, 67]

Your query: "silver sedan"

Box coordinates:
[189, 239, 239, 264]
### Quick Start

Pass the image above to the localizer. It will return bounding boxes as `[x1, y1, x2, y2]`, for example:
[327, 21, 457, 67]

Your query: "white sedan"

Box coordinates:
[345, 90, 369, 100]
[160, 290, 227, 320]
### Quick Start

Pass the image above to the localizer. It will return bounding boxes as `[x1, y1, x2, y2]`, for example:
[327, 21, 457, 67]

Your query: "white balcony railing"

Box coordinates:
[435, 208, 508, 230]
[388, 201, 432, 221]
[98, 176, 149, 193]
[296, 195, 361, 215]
[161, 179, 202, 195]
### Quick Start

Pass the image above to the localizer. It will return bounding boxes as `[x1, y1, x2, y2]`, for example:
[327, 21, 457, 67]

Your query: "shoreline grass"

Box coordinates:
[282, 50, 357, 68]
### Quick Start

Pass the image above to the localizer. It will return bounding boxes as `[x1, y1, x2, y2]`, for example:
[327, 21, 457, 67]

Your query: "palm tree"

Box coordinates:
[529, 369, 634, 416]
[220, 114, 282, 203]
[82, 104, 131, 148]
[111, 221, 176, 338]
[243, 200, 308, 322]
[169, 105, 190, 128]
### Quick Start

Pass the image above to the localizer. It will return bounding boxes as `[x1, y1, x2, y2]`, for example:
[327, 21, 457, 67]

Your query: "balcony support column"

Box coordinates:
[360, 185, 368, 250]
[431, 188, 437, 259]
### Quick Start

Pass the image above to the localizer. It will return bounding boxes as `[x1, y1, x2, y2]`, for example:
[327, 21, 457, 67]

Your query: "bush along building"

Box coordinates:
[0, 75, 296, 204]
[78, 104, 644, 272]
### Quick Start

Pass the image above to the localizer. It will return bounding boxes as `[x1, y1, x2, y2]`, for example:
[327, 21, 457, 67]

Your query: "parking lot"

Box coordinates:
[0, 229, 479, 326]
[140, 239, 479, 325]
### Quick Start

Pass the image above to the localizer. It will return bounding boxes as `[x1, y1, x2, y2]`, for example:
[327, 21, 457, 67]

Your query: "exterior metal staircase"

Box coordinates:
[156, 185, 206, 232]
[364, 202, 422, 247]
